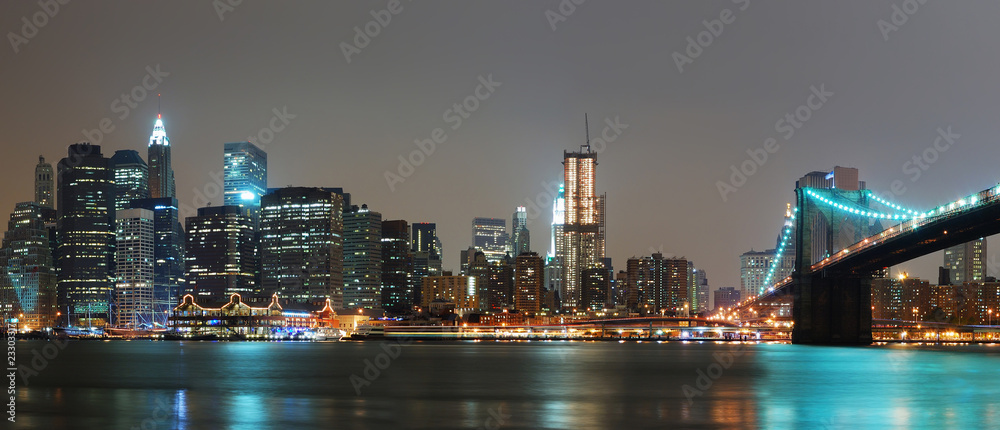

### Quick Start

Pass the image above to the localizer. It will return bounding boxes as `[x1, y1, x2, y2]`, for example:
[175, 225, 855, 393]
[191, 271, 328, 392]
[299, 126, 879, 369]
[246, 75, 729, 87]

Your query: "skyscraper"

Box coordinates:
[381, 220, 413, 313]
[411, 222, 442, 304]
[147, 115, 175, 199]
[0, 202, 57, 330]
[739, 249, 772, 300]
[128, 197, 185, 326]
[514, 252, 543, 313]
[111, 150, 150, 211]
[411, 223, 440, 255]
[34, 156, 54, 209]
[184, 206, 257, 297]
[223, 141, 268, 224]
[114, 208, 155, 328]
[545, 184, 565, 303]
[944, 239, 987, 285]
[259, 187, 344, 305]
[473, 217, 507, 263]
[344, 204, 382, 309]
[57, 143, 116, 327]
[511, 206, 530, 257]
[561, 129, 605, 309]
[627, 253, 688, 315]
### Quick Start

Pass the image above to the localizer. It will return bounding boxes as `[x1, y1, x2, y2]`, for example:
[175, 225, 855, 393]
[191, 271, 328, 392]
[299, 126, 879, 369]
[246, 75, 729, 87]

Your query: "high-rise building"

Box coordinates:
[344, 204, 382, 310]
[0, 202, 57, 330]
[561, 125, 606, 309]
[128, 198, 185, 326]
[114, 209, 155, 328]
[469, 252, 514, 311]
[147, 115, 175, 199]
[581, 266, 609, 311]
[411, 222, 443, 302]
[34, 156, 54, 209]
[692, 268, 709, 314]
[57, 144, 116, 327]
[514, 252, 544, 313]
[420, 275, 479, 312]
[943, 239, 986, 285]
[740, 249, 772, 300]
[411, 223, 440, 255]
[713, 287, 741, 312]
[546, 184, 566, 303]
[184, 206, 257, 297]
[473, 217, 507, 263]
[511, 207, 530, 257]
[259, 187, 344, 305]
[381, 220, 413, 313]
[111, 150, 150, 211]
[223, 141, 268, 224]
[626, 253, 688, 315]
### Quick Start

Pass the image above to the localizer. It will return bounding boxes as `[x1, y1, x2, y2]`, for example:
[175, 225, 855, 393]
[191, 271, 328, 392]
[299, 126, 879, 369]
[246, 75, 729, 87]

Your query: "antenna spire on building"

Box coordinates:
[157, 93, 161, 119]
[584, 113, 591, 152]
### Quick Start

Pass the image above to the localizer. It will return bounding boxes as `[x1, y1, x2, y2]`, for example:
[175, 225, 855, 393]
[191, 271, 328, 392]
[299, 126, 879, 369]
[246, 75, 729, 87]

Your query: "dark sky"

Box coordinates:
[3, 1, 1000, 295]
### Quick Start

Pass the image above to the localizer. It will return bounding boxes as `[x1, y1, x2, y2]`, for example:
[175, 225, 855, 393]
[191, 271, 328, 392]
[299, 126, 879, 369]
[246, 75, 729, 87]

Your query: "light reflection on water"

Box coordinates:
[13, 340, 1000, 429]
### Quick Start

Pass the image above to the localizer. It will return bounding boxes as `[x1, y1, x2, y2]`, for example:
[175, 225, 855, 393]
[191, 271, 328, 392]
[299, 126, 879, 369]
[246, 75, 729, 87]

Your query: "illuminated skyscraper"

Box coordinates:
[381, 220, 413, 313]
[473, 217, 507, 263]
[114, 208, 155, 328]
[561, 120, 605, 309]
[514, 252, 543, 313]
[34, 156, 54, 209]
[545, 184, 565, 303]
[344, 204, 382, 309]
[259, 187, 344, 305]
[184, 206, 257, 297]
[128, 197, 185, 326]
[147, 115, 175, 199]
[223, 141, 268, 225]
[944, 239, 987, 285]
[510, 207, 530, 257]
[111, 150, 150, 211]
[0, 202, 57, 330]
[57, 143, 116, 327]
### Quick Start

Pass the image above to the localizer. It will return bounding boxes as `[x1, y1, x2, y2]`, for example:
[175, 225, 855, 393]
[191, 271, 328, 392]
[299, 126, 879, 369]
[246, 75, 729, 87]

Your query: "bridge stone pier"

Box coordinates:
[791, 274, 872, 345]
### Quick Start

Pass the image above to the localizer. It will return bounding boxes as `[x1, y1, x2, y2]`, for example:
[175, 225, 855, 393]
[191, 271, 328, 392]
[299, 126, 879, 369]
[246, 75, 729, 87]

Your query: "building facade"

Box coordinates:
[561, 146, 605, 309]
[34, 156, 54, 209]
[147, 115, 176, 199]
[473, 217, 508, 263]
[713, 287, 741, 312]
[223, 141, 268, 225]
[184, 206, 257, 297]
[344, 204, 382, 310]
[0, 202, 57, 330]
[114, 209, 155, 328]
[943, 239, 986, 285]
[381, 220, 413, 313]
[111, 150, 151, 211]
[57, 143, 116, 327]
[515, 252, 544, 313]
[128, 198, 185, 327]
[260, 187, 344, 305]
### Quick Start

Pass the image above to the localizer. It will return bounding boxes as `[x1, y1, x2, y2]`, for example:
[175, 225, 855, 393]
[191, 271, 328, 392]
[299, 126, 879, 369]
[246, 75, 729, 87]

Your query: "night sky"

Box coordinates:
[3, 1, 1000, 297]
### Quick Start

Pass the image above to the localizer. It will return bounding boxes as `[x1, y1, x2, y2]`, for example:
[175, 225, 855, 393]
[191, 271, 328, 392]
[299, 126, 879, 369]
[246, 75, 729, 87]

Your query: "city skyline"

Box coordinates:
[4, 2, 1000, 295]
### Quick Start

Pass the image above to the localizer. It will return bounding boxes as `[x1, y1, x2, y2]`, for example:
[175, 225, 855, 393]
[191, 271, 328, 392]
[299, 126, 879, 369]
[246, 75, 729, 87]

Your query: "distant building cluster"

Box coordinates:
[1, 114, 720, 332]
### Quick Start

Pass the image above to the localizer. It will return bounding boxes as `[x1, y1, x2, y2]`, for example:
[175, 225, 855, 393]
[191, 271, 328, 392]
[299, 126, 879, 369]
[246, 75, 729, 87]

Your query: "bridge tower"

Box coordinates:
[791, 187, 874, 345]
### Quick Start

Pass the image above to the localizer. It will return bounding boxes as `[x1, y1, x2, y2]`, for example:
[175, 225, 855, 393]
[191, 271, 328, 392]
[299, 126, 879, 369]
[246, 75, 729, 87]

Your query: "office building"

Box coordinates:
[344, 204, 382, 310]
[260, 187, 344, 305]
[943, 239, 986, 285]
[57, 143, 116, 327]
[411, 222, 442, 302]
[111, 150, 151, 211]
[546, 184, 566, 304]
[473, 217, 507, 263]
[580, 266, 609, 311]
[223, 141, 268, 224]
[0, 202, 57, 330]
[184, 206, 257, 297]
[381, 220, 413, 313]
[514, 252, 544, 313]
[626, 253, 688, 315]
[510, 206, 530, 257]
[114, 209, 155, 328]
[128, 198, 185, 326]
[34, 156, 54, 209]
[420, 275, 479, 313]
[147, 115, 175, 199]
[561, 135, 606, 309]
[713, 287, 741, 312]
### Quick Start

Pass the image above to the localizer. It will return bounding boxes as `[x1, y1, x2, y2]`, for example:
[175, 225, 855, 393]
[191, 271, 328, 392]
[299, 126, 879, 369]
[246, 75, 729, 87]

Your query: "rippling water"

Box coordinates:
[10, 340, 1000, 429]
